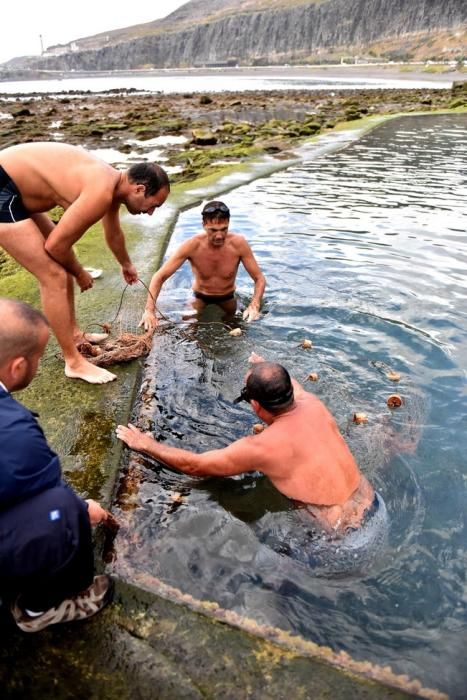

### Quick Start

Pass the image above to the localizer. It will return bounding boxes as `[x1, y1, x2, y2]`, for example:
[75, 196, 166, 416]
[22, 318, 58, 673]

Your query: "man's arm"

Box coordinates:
[102, 200, 138, 285]
[139, 241, 193, 330]
[239, 239, 266, 322]
[116, 423, 261, 478]
[44, 186, 114, 291]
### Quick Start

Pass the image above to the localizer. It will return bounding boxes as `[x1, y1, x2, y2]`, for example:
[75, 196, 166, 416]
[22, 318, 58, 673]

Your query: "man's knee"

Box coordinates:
[39, 261, 69, 290]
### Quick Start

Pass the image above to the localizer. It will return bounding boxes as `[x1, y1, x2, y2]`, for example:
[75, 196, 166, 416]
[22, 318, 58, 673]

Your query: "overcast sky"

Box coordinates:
[1, 1, 188, 65]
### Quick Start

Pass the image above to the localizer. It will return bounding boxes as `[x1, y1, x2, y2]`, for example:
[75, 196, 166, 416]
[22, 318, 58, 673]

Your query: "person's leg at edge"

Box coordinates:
[0, 219, 116, 383]
[34, 214, 109, 347]
[4, 487, 113, 631]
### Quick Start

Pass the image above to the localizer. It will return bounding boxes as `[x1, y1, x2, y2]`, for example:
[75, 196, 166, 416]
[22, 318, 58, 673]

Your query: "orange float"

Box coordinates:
[387, 394, 403, 408]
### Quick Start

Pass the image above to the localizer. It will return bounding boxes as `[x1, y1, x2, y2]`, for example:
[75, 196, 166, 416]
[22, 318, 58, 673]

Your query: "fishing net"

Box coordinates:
[77, 301, 155, 368]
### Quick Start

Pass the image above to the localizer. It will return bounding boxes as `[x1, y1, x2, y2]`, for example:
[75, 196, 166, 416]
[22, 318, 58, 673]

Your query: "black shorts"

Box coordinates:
[0, 165, 30, 223]
[193, 290, 236, 305]
[0, 485, 94, 609]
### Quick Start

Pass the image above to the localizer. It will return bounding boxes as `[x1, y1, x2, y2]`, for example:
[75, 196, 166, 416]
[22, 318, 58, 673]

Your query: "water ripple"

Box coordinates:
[113, 113, 467, 699]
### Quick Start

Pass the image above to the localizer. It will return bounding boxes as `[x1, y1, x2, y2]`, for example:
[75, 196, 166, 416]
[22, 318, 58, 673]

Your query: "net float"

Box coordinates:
[229, 328, 242, 337]
[307, 372, 319, 381]
[252, 423, 265, 434]
[386, 371, 401, 382]
[302, 339, 313, 349]
[387, 394, 403, 408]
[353, 412, 368, 424]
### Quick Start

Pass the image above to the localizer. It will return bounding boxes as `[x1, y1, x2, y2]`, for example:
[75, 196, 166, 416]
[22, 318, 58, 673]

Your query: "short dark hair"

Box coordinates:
[127, 162, 170, 196]
[246, 362, 294, 414]
[202, 200, 230, 223]
[0, 298, 49, 365]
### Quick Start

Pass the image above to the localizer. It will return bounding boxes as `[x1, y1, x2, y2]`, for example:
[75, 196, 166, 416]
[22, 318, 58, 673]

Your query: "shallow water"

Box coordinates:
[0, 71, 451, 95]
[113, 113, 467, 698]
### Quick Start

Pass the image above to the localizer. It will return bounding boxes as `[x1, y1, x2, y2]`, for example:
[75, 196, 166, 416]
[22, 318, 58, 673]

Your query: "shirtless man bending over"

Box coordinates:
[140, 201, 265, 330]
[116, 352, 376, 536]
[0, 142, 169, 384]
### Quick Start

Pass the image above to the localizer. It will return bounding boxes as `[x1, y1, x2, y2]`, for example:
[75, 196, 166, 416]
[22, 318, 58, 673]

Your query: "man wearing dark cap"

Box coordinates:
[116, 352, 377, 536]
[139, 200, 265, 329]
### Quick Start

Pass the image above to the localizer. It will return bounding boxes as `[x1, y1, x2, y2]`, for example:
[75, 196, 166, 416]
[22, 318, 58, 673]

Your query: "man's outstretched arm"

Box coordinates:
[240, 241, 266, 322]
[116, 423, 260, 478]
[44, 188, 113, 291]
[139, 241, 192, 330]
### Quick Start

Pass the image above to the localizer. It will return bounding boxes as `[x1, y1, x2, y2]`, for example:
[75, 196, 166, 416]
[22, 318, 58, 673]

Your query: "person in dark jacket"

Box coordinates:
[0, 297, 113, 632]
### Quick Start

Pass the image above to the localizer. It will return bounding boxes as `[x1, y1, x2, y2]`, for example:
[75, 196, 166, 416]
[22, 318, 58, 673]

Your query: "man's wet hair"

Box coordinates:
[0, 298, 49, 365]
[246, 362, 294, 414]
[202, 200, 230, 223]
[127, 163, 170, 196]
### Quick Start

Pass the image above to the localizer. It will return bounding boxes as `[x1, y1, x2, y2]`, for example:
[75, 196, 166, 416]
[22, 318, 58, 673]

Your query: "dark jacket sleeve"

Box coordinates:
[0, 390, 62, 510]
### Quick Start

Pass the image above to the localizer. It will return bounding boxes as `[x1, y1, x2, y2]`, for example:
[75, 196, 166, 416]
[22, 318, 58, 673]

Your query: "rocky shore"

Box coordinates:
[1, 81, 466, 185]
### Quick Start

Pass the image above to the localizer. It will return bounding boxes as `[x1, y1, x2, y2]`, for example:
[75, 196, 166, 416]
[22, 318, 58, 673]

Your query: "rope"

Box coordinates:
[79, 279, 240, 361]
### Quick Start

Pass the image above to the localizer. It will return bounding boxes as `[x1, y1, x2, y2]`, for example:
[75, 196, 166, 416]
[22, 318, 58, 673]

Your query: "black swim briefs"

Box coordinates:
[193, 290, 236, 305]
[0, 165, 30, 223]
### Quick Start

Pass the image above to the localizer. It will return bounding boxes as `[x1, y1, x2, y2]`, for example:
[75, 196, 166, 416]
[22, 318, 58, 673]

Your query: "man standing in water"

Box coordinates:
[0, 142, 170, 384]
[116, 352, 377, 537]
[139, 201, 265, 330]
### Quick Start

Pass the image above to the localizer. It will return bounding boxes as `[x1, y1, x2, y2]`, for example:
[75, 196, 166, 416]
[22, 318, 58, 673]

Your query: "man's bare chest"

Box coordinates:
[192, 252, 240, 280]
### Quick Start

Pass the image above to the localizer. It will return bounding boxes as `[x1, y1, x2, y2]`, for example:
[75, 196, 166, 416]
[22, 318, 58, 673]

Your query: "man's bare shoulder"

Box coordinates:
[2, 142, 117, 190]
[179, 233, 206, 254]
[237, 428, 294, 476]
[227, 233, 251, 251]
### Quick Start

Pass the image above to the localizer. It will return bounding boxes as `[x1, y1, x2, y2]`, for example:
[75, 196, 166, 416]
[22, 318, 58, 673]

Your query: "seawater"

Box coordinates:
[0, 71, 451, 95]
[113, 113, 467, 698]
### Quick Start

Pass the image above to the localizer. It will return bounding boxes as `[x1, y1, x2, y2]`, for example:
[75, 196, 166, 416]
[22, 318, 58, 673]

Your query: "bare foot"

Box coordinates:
[65, 358, 116, 384]
[74, 331, 109, 345]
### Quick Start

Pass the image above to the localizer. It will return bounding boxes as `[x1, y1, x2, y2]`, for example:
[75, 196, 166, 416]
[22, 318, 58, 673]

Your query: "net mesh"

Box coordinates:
[78, 306, 155, 367]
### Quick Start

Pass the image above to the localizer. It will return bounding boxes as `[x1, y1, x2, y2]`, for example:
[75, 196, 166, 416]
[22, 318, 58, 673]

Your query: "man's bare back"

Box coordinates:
[116, 354, 375, 536]
[0, 142, 119, 215]
[0, 142, 169, 384]
[248, 389, 374, 533]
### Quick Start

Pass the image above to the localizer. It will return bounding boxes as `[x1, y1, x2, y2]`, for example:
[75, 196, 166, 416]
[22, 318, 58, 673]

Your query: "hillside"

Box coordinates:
[4, 0, 467, 71]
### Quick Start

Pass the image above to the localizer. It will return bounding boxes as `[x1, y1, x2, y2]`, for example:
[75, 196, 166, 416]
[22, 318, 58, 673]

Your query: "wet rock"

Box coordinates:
[13, 107, 32, 117]
[191, 128, 217, 146]
[254, 138, 289, 153]
[199, 94, 213, 105]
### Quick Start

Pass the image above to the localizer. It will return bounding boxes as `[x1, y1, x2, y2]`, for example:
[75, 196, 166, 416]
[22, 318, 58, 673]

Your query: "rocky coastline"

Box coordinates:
[1, 80, 466, 185]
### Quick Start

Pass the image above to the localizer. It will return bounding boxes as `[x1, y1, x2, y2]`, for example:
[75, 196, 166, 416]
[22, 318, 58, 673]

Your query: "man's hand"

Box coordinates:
[139, 309, 158, 331]
[116, 423, 152, 452]
[76, 268, 94, 292]
[85, 498, 109, 526]
[249, 351, 265, 364]
[122, 262, 138, 285]
[242, 304, 261, 322]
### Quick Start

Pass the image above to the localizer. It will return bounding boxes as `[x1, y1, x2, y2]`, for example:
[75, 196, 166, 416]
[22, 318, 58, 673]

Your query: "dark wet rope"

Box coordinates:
[77, 278, 241, 367]
[136, 278, 233, 333]
[49, 278, 239, 365]
[136, 278, 222, 356]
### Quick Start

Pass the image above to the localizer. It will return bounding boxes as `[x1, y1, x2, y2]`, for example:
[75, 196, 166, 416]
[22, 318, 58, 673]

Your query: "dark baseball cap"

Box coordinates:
[234, 364, 294, 411]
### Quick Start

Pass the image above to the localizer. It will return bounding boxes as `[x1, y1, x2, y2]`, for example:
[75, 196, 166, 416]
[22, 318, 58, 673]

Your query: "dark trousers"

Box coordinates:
[0, 485, 94, 611]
